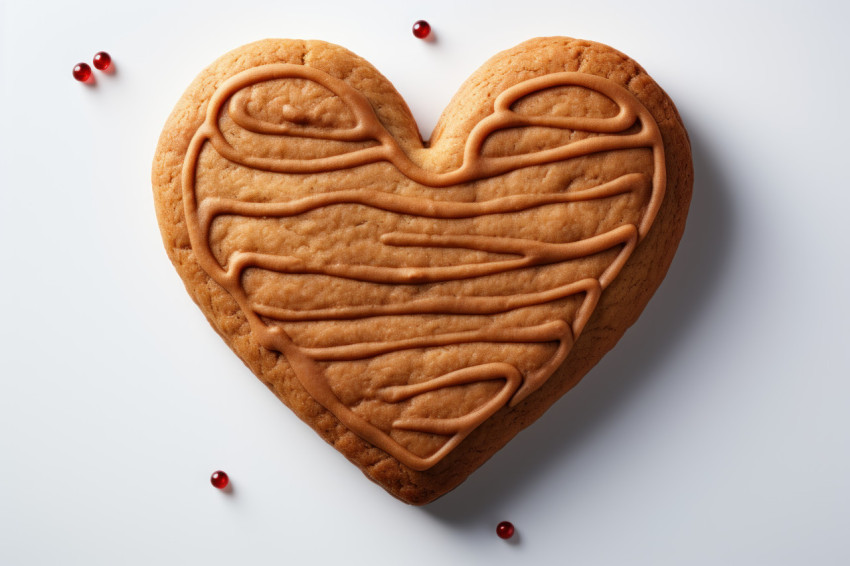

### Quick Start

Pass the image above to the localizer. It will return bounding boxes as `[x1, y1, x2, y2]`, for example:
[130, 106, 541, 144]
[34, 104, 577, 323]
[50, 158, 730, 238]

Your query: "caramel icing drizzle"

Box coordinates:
[181, 63, 665, 471]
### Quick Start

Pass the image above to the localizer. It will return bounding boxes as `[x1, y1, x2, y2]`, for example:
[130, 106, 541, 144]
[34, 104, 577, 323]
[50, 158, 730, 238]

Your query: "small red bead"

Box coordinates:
[412, 20, 431, 39]
[73, 63, 92, 82]
[210, 470, 229, 489]
[92, 51, 112, 71]
[496, 521, 515, 540]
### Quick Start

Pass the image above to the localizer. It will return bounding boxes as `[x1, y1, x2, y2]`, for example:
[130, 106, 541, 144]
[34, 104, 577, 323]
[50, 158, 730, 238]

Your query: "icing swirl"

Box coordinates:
[181, 63, 665, 471]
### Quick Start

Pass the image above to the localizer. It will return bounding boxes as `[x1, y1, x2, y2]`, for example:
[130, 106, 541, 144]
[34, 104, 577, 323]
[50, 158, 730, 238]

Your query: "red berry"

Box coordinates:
[412, 20, 431, 39]
[496, 521, 515, 540]
[93, 51, 112, 71]
[210, 470, 229, 489]
[73, 63, 92, 82]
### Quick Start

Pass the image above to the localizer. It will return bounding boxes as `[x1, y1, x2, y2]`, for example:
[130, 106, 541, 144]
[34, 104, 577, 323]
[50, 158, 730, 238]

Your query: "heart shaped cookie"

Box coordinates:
[152, 37, 692, 504]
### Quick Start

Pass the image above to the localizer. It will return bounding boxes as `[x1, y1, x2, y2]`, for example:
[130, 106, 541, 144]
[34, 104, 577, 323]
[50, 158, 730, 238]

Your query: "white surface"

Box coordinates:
[1, 0, 849, 564]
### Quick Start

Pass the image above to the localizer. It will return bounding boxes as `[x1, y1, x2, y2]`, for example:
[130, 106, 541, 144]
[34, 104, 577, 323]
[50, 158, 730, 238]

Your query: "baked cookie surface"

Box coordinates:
[152, 37, 692, 504]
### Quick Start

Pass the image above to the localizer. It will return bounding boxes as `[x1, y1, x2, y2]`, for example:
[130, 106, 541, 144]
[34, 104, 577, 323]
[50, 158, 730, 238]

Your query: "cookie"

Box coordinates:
[152, 37, 693, 504]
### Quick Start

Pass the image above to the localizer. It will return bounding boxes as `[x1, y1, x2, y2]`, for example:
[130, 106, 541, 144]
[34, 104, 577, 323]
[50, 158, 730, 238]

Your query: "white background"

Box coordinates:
[1, 0, 849, 564]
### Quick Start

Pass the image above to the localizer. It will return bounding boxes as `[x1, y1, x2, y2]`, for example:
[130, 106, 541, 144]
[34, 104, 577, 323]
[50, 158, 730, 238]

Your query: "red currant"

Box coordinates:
[412, 20, 431, 39]
[496, 521, 515, 540]
[93, 51, 112, 71]
[210, 470, 229, 489]
[72, 63, 92, 82]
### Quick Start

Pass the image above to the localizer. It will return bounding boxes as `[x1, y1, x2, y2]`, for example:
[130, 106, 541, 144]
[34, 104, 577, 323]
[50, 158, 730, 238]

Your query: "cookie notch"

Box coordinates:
[179, 63, 665, 472]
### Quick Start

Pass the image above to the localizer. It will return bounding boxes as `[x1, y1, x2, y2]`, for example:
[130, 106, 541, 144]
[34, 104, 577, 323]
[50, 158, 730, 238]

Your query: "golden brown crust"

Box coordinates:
[152, 37, 692, 505]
